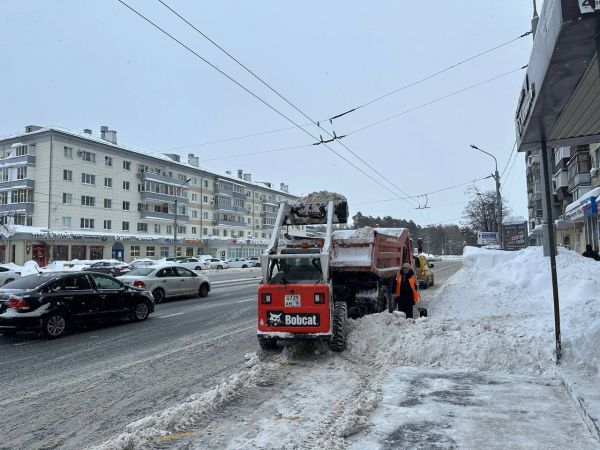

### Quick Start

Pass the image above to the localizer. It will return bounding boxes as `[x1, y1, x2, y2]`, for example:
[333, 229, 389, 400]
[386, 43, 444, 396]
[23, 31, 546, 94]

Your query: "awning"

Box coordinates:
[564, 185, 600, 220]
[516, 2, 600, 151]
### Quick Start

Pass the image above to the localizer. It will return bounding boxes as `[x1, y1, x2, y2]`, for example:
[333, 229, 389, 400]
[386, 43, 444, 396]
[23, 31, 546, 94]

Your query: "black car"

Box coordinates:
[0, 272, 154, 338]
[82, 261, 131, 277]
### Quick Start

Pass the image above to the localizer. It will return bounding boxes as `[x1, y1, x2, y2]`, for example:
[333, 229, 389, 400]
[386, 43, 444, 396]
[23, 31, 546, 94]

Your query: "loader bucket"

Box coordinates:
[284, 200, 348, 225]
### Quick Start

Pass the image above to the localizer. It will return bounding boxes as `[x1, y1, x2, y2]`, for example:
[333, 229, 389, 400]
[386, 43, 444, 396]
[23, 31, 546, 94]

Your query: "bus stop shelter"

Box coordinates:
[515, 1, 600, 362]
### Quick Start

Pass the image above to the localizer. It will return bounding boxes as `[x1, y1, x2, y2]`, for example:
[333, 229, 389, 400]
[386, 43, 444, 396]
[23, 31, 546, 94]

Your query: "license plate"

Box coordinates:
[284, 294, 301, 307]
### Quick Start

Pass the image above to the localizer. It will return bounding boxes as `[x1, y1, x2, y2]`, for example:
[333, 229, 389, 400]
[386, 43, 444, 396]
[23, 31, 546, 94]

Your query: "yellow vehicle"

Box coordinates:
[414, 254, 434, 289]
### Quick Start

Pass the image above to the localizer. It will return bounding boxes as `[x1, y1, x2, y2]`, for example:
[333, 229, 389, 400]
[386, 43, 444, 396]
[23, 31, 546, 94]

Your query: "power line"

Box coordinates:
[155, 0, 421, 208]
[346, 65, 527, 137]
[329, 31, 532, 122]
[116, 0, 411, 202]
[500, 139, 518, 178]
[199, 143, 312, 162]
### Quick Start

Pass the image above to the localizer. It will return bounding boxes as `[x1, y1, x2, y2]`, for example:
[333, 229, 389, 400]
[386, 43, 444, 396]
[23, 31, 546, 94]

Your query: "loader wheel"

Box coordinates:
[330, 302, 348, 352]
[258, 336, 278, 350]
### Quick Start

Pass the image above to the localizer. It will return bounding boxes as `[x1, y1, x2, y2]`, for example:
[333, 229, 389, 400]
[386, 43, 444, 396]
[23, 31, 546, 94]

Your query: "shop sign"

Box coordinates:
[566, 197, 597, 221]
[184, 239, 203, 244]
[477, 231, 498, 245]
[579, 0, 600, 14]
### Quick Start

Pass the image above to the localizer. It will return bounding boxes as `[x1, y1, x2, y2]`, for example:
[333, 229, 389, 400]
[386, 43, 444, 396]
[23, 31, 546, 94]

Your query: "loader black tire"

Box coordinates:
[257, 336, 278, 351]
[330, 302, 348, 352]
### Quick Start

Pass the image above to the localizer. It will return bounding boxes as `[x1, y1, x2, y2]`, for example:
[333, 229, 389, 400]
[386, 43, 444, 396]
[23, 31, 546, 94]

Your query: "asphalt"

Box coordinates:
[0, 262, 461, 450]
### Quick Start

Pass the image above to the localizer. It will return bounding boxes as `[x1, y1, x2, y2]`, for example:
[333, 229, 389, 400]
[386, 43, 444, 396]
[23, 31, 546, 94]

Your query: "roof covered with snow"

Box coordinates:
[502, 215, 526, 225]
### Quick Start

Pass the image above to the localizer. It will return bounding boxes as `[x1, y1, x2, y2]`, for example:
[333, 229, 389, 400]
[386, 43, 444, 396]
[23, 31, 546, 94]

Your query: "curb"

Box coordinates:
[556, 370, 600, 442]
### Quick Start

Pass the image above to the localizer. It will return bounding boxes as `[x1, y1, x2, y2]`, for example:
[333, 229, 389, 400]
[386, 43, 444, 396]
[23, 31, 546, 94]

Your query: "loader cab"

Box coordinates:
[268, 249, 323, 285]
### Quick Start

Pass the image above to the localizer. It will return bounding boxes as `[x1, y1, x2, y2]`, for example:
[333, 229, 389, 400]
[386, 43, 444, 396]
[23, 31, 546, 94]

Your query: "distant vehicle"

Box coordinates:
[248, 256, 261, 267]
[118, 266, 211, 303]
[197, 255, 214, 262]
[176, 257, 210, 271]
[205, 258, 229, 270]
[414, 254, 434, 289]
[0, 272, 154, 338]
[129, 259, 156, 270]
[0, 265, 22, 286]
[82, 261, 131, 277]
[226, 258, 251, 268]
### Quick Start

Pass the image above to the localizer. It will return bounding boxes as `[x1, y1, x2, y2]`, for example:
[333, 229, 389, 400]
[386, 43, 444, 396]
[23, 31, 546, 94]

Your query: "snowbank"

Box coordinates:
[293, 191, 346, 205]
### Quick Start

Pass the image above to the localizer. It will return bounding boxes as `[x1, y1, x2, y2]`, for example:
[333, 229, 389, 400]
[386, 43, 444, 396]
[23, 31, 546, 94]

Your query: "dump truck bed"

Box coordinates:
[330, 227, 411, 279]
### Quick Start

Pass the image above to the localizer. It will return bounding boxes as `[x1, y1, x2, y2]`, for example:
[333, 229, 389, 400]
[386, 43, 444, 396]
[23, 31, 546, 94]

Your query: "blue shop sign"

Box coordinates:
[566, 196, 597, 221]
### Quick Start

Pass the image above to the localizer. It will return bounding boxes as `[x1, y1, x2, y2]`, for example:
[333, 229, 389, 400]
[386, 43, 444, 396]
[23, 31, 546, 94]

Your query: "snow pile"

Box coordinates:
[502, 215, 526, 225]
[293, 190, 346, 205]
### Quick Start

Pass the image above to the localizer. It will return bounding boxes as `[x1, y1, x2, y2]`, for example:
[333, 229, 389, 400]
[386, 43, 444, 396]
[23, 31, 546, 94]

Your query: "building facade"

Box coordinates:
[0, 125, 299, 265]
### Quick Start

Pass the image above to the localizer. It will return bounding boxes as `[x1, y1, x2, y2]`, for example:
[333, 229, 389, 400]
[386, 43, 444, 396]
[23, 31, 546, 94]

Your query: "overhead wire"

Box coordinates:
[328, 30, 533, 122]
[154, 0, 421, 208]
[115, 0, 411, 203]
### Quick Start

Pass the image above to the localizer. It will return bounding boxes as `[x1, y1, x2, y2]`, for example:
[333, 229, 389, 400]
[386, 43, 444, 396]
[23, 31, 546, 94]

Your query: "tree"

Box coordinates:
[462, 190, 510, 232]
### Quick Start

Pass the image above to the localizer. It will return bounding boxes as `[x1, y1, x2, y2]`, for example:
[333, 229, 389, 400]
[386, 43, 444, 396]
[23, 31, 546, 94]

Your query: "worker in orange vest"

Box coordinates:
[392, 263, 419, 318]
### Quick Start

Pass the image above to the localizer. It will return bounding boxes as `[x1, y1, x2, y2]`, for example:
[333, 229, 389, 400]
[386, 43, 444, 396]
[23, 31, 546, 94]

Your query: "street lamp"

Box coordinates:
[173, 178, 192, 258]
[470, 144, 502, 247]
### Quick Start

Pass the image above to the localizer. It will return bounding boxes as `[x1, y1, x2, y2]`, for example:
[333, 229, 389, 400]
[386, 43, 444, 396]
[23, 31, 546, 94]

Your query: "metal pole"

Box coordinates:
[541, 140, 562, 363]
[495, 169, 502, 248]
[174, 196, 178, 259]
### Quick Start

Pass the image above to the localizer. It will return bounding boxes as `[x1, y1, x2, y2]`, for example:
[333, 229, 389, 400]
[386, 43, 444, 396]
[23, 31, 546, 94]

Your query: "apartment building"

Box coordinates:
[0, 125, 299, 265]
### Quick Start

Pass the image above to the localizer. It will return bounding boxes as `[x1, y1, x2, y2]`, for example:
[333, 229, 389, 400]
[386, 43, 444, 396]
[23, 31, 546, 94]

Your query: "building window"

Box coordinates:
[62, 216, 71, 228]
[62, 193, 72, 204]
[105, 156, 113, 166]
[15, 145, 28, 156]
[0, 169, 7, 182]
[192, 177, 198, 185]
[123, 181, 130, 190]
[80, 218, 95, 229]
[81, 195, 95, 207]
[123, 201, 130, 211]
[146, 246, 155, 257]
[16, 166, 27, 180]
[104, 198, 112, 209]
[204, 179, 209, 188]
[11, 189, 32, 203]
[192, 210, 198, 219]
[223, 230, 228, 237]
[178, 225, 186, 234]
[239, 231, 244, 237]
[123, 161, 131, 171]
[0, 192, 7, 204]
[154, 224, 161, 234]
[192, 226, 197, 235]
[130, 245, 140, 257]
[203, 195, 208, 203]
[104, 220, 112, 230]
[71, 245, 87, 260]
[159, 247, 169, 257]
[186, 247, 194, 257]
[104, 177, 112, 188]
[166, 225, 172, 234]
[64, 146, 73, 159]
[122, 221, 130, 231]
[81, 173, 96, 185]
[191, 193, 198, 201]
[204, 211, 209, 219]
[53, 245, 69, 260]
[63, 170, 72, 181]
[203, 227, 208, 235]
[90, 246, 103, 260]
[137, 223, 148, 232]
[81, 151, 96, 162]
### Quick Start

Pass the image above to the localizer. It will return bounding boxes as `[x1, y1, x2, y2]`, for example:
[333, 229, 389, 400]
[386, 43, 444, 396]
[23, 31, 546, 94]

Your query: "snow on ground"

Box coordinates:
[91, 247, 600, 449]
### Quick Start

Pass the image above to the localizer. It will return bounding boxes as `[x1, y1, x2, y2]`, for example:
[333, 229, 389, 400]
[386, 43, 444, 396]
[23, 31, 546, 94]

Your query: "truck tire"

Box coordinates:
[330, 302, 348, 352]
[257, 336, 278, 350]
[376, 285, 389, 314]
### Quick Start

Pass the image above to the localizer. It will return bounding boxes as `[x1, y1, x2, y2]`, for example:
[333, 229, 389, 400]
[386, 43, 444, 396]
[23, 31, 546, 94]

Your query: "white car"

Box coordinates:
[226, 258, 252, 268]
[205, 258, 229, 270]
[248, 256, 261, 267]
[0, 265, 21, 285]
[176, 257, 210, 271]
[118, 265, 211, 303]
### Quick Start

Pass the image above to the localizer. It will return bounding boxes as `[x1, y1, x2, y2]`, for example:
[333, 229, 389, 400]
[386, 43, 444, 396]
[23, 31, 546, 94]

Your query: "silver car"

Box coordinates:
[118, 265, 211, 303]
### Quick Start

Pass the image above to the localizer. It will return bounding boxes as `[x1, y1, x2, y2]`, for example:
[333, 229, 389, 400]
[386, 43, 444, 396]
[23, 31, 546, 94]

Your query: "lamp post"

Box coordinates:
[470, 144, 502, 248]
[173, 178, 192, 258]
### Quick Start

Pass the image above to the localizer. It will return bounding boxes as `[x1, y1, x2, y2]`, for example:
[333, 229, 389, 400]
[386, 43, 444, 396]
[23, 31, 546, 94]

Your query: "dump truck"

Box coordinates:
[257, 194, 413, 352]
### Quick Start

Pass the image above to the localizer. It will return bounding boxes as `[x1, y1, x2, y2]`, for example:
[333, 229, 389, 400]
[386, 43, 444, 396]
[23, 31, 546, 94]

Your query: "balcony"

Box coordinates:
[0, 179, 35, 191]
[261, 210, 278, 218]
[568, 172, 591, 191]
[140, 211, 189, 223]
[140, 191, 189, 205]
[0, 203, 33, 214]
[0, 154, 36, 167]
[216, 219, 246, 227]
[214, 203, 245, 213]
[140, 171, 189, 187]
[553, 170, 569, 192]
[262, 224, 275, 230]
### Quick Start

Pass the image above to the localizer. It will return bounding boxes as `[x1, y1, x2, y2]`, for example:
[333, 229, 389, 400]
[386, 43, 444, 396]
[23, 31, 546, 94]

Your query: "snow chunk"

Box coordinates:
[293, 190, 346, 205]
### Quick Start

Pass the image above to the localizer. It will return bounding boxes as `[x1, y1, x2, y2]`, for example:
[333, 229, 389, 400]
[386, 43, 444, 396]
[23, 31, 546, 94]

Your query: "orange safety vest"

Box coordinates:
[395, 273, 419, 304]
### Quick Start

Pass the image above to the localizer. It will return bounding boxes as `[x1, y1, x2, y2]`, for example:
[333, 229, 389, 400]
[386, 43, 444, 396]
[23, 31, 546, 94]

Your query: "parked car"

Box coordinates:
[0, 272, 154, 338]
[176, 257, 210, 271]
[83, 261, 131, 277]
[226, 258, 251, 268]
[0, 265, 22, 286]
[414, 254, 434, 289]
[248, 256, 261, 267]
[205, 258, 229, 270]
[129, 259, 157, 270]
[197, 255, 214, 262]
[118, 265, 211, 303]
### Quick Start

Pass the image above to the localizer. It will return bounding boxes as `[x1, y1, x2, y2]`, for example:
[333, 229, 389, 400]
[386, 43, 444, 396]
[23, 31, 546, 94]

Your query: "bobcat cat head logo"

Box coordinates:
[268, 312, 283, 325]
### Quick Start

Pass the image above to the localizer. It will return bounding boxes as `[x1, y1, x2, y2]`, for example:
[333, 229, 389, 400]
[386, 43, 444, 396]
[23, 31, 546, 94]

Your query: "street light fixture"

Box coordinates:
[469, 144, 502, 247]
[173, 178, 192, 258]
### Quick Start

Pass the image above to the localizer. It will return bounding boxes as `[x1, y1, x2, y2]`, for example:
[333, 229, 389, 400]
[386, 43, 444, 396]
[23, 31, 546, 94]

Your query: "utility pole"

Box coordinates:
[174, 178, 192, 258]
[470, 145, 502, 248]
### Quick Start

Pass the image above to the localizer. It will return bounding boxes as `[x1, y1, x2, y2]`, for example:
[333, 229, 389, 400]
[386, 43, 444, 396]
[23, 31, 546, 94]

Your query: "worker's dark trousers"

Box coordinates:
[394, 296, 413, 318]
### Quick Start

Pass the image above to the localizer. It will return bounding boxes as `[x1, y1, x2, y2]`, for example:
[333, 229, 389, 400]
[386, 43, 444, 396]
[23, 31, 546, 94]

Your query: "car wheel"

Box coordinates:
[152, 288, 166, 304]
[242, 265, 248, 268]
[3, 278, 14, 285]
[43, 313, 68, 339]
[199, 283, 209, 298]
[195, 266, 202, 271]
[217, 265, 223, 270]
[133, 302, 150, 321]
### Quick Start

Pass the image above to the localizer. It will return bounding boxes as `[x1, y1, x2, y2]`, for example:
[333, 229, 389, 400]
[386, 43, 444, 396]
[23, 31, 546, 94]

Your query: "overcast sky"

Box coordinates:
[1, 0, 537, 226]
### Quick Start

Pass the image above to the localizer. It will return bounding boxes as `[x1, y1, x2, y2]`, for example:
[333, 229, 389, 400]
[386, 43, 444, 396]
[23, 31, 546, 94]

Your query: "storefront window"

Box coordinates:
[160, 247, 169, 258]
[90, 246, 104, 260]
[131, 246, 140, 257]
[0, 245, 5, 263]
[186, 247, 193, 257]
[146, 246, 155, 257]
[52, 245, 69, 261]
[71, 245, 87, 260]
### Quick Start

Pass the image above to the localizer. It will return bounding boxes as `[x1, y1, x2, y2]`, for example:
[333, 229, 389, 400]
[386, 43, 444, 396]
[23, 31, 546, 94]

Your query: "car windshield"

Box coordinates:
[2, 273, 60, 290]
[126, 268, 155, 276]
[269, 257, 322, 284]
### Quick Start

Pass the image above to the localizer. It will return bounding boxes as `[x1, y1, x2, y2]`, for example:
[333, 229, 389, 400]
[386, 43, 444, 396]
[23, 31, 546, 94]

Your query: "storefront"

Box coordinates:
[565, 190, 599, 253]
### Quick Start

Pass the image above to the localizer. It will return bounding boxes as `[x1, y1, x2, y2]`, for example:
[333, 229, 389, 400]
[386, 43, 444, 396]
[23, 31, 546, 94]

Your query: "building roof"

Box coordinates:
[0, 126, 296, 197]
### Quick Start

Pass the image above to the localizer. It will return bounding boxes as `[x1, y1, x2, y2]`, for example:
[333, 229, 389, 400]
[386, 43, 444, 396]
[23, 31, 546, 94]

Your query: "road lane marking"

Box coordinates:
[157, 312, 185, 319]
[211, 277, 261, 285]
[13, 341, 37, 346]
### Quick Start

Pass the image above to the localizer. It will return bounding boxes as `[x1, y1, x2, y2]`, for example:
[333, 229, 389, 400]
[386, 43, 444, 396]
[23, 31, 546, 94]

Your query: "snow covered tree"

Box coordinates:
[462, 190, 510, 233]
